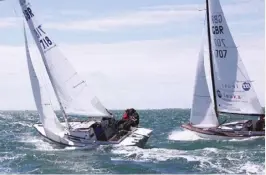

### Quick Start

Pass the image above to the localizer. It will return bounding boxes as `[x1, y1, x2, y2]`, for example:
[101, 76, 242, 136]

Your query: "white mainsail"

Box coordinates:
[190, 21, 219, 128]
[19, 0, 111, 118]
[24, 22, 65, 137]
[208, 0, 262, 115]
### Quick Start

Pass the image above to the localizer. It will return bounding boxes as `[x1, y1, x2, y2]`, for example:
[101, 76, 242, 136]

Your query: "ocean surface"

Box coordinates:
[0, 109, 265, 174]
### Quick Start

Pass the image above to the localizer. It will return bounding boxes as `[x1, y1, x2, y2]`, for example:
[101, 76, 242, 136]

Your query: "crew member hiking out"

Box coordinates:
[116, 109, 129, 126]
[117, 108, 140, 131]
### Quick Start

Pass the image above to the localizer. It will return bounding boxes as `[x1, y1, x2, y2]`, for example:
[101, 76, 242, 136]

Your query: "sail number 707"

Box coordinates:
[215, 50, 227, 58]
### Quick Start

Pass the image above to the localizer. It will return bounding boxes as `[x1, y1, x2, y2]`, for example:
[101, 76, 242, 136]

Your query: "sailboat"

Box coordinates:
[181, 0, 265, 139]
[20, 0, 152, 147]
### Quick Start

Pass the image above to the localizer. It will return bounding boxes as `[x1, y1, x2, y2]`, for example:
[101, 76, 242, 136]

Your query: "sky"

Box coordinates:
[0, 0, 264, 110]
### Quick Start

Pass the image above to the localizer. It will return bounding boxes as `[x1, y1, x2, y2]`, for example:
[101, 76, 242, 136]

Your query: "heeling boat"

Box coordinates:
[181, 0, 265, 139]
[20, 0, 152, 147]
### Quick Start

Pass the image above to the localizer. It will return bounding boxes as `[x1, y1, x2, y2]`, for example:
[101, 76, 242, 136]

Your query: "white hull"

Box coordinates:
[33, 121, 152, 148]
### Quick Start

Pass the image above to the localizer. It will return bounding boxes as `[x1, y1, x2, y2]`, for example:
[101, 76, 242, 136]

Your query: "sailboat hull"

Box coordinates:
[181, 123, 265, 140]
[33, 122, 152, 148]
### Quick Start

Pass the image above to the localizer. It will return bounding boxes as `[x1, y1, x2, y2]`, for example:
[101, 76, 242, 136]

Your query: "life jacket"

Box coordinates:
[122, 112, 129, 120]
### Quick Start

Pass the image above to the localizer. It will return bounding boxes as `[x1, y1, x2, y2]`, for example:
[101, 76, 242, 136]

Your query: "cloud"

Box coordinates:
[0, 0, 264, 110]
[58, 10, 90, 16]
[0, 0, 263, 32]
[0, 17, 17, 28]
[44, 0, 263, 31]
[45, 9, 200, 31]
[0, 32, 264, 110]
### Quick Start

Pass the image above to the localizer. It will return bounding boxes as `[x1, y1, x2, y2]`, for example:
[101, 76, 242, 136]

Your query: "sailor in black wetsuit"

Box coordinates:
[118, 108, 140, 131]
[255, 115, 265, 131]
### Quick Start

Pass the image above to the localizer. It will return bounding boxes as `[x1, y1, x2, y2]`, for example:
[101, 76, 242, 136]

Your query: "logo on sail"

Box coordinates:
[221, 83, 238, 89]
[242, 82, 251, 91]
[217, 90, 222, 98]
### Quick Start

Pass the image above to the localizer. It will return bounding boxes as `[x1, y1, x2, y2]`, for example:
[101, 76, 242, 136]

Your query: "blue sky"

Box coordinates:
[0, 0, 264, 110]
[0, 0, 264, 44]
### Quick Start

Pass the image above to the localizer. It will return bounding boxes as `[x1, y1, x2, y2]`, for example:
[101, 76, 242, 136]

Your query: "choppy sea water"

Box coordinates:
[0, 109, 264, 174]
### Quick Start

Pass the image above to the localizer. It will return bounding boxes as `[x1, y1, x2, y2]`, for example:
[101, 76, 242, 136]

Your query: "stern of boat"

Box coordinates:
[119, 127, 152, 148]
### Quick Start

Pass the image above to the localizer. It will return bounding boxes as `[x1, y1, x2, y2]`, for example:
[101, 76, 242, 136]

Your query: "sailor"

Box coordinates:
[116, 109, 130, 128]
[128, 108, 139, 127]
[122, 108, 139, 130]
[242, 120, 253, 131]
[117, 108, 140, 131]
[122, 109, 130, 120]
[92, 123, 107, 141]
[255, 115, 265, 131]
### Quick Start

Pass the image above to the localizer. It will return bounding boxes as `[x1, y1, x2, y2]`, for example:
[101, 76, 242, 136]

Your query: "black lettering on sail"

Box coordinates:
[23, 7, 35, 21]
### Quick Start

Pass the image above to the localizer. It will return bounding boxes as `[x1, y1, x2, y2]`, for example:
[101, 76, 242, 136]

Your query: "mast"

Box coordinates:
[206, 0, 218, 118]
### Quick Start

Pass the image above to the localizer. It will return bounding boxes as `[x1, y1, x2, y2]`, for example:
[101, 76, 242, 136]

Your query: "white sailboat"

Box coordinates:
[181, 0, 265, 139]
[20, 0, 152, 147]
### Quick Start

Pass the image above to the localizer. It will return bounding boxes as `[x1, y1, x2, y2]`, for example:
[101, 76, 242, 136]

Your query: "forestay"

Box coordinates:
[208, 0, 262, 115]
[24, 23, 65, 137]
[19, 0, 111, 117]
[190, 21, 219, 128]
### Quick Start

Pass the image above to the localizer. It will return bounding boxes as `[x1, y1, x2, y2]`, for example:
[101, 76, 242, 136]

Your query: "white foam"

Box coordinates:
[111, 146, 187, 162]
[111, 146, 233, 173]
[0, 113, 13, 120]
[238, 161, 265, 174]
[168, 130, 201, 141]
[199, 158, 235, 174]
[64, 145, 98, 151]
[18, 135, 99, 152]
[111, 145, 265, 173]
[0, 154, 26, 173]
[13, 121, 32, 127]
[22, 136, 56, 151]
[19, 135, 64, 151]
[110, 146, 215, 164]
[201, 147, 219, 153]
[227, 136, 264, 142]
[0, 154, 26, 163]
